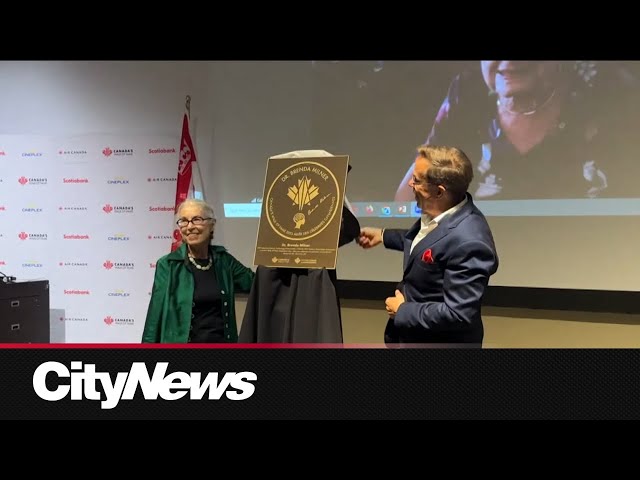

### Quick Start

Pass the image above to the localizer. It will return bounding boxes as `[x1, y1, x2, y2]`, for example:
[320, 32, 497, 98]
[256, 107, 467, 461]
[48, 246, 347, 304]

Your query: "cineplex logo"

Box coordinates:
[32, 361, 257, 410]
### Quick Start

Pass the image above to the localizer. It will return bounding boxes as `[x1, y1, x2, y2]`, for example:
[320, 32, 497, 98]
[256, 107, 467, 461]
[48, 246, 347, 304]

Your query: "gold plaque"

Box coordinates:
[254, 154, 350, 269]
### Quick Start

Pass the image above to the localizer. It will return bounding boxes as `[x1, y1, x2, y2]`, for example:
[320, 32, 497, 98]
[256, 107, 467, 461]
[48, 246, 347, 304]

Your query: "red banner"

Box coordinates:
[171, 113, 197, 252]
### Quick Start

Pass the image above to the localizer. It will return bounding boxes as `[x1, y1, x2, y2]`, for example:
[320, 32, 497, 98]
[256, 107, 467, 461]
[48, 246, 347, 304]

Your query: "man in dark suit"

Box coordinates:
[358, 145, 498, 346]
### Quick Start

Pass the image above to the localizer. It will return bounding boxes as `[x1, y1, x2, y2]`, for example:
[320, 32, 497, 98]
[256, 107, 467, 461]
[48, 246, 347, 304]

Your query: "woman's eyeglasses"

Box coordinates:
[176, 216, 212, 227]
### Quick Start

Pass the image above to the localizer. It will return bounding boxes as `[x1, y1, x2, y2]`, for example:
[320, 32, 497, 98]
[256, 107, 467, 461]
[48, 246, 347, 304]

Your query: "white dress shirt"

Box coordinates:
[409, 196, 468, 254]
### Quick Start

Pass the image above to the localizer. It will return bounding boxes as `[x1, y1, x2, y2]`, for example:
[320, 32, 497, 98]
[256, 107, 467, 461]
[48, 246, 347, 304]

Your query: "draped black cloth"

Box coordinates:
[239, 203, 360, 343]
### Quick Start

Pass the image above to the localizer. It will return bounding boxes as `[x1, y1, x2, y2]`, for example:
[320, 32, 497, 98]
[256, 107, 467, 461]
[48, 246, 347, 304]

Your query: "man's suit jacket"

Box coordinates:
[383, 194, 498, 345]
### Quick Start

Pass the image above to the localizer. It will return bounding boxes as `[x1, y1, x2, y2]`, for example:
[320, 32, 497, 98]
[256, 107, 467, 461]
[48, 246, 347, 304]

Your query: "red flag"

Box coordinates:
[171, 113, 197, 252]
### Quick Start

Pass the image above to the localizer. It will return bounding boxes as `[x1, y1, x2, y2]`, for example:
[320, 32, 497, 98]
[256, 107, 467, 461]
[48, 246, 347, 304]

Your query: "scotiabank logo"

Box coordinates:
[103, 204, 134, 214]
[149, 148, 176, 154]
[64, 289, 90, 295]
[32, 362, 258, 409]
[0, 206, 6, 211]
[149, 206, 174, 212]
[0, 261, 5, 266]
[0, 150, 6, 155]
[63, 178, 89, 184]
[63, 234, 90, 240]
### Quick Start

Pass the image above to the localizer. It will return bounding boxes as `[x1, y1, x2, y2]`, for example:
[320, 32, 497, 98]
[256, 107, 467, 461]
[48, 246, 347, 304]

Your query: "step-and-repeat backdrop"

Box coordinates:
[0, 134, 180, 343]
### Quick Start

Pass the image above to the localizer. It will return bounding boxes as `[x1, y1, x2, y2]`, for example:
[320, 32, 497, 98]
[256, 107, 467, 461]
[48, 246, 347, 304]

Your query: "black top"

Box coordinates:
[187, 257, 225, 343]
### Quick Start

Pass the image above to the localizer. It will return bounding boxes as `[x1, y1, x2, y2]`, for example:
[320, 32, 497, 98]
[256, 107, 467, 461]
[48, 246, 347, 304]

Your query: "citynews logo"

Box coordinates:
[32, 362, 257, 410]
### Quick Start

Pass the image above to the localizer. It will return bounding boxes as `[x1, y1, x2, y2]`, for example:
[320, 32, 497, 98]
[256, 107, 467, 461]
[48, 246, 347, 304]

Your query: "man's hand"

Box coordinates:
[385, 289, 405, 317]
[357, 227, 384, 249]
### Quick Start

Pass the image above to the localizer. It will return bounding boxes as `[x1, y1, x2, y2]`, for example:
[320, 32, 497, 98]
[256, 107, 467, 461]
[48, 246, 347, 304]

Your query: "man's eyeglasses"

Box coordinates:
[176, 216, 213, 228]
[411, 175, 429, 186]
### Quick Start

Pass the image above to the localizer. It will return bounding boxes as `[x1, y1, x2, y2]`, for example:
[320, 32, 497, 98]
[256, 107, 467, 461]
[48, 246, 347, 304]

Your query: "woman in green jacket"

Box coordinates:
[142, 199, 255, 343]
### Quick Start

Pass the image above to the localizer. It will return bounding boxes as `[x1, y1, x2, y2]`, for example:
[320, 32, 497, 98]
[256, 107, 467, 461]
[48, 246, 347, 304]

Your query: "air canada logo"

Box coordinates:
[265, 161, 340, 241]
[58, 149, 87, 155]
[59, 261, 89, 267]
[147, 177, 176, 183]
[148, 234, 172, 240]
[59, 206, 88, 212]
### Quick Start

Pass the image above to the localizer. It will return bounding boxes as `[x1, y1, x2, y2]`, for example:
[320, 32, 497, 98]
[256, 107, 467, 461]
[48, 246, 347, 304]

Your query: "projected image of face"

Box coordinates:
[394, 60, 640, 203]
[219, 60, 640, 221]
[481, 61, 559, 98]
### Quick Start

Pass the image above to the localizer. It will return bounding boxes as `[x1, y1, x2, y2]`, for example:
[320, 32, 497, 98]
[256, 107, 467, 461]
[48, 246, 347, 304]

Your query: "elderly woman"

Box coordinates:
[395, 60, 640, 201]
[142, 199, 255, 343]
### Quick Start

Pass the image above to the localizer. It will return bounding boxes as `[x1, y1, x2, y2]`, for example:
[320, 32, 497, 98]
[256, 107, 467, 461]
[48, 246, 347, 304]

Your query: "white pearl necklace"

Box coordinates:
[497, 89, 557, 116]
[188, 252, 213, 271]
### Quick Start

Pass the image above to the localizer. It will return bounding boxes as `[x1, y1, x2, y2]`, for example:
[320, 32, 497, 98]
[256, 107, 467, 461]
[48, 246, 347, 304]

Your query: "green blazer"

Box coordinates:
[142, 243, 255, 343]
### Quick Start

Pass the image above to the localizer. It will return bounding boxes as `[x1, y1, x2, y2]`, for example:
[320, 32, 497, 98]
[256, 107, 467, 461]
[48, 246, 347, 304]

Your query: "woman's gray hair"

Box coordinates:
[176, 198, 216, 221]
